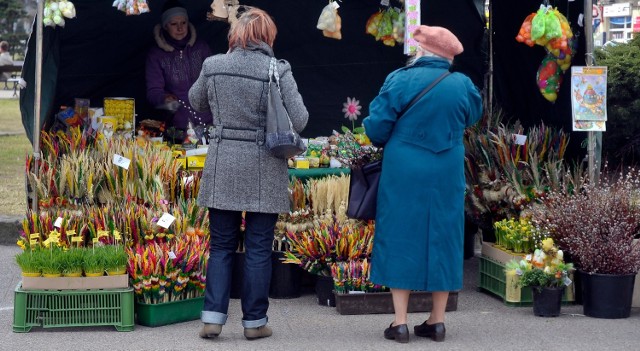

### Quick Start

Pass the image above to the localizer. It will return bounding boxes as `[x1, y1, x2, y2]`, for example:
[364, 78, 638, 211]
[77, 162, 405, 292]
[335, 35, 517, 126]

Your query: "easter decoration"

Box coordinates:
[317, 1, 342, 40]
[515, 5, 576, 103]
[43, 0, 77, 28]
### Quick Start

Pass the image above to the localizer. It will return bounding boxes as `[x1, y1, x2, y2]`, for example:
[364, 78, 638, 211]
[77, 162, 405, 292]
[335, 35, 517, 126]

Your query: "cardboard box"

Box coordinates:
[481, 241, 528, 264]
[21, 274, 129, 291]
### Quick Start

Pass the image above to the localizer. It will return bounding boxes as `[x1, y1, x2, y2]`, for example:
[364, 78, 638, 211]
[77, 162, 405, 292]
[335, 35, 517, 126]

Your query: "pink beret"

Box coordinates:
[412, 25, 463, 61]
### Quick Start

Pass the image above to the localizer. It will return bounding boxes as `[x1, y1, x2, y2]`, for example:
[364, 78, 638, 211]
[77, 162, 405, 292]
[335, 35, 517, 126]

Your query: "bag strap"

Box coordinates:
[398, 71, 451, 119]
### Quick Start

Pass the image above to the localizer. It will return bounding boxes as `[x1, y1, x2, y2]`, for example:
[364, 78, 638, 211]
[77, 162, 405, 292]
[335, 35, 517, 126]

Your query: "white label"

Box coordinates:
[525, 254, 532, 261]
[348, 290, 366, 294]
[168, 251, 177, 260]
[113, 154, 131, 170]
[380, 0, 390, 6]
[564, 276, 573, 286]
[157, 213, 176, 229]
[513, 134, 527, 145]
[54, 217, 63, 228]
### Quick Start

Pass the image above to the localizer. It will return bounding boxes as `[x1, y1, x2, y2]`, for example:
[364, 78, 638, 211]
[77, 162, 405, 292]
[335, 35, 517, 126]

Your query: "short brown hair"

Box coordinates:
[0, 41, 8, 52]
[228, 7, 277, 50]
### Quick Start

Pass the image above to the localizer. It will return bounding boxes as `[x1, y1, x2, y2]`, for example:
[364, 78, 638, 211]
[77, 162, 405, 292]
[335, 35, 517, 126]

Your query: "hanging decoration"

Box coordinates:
[516, 4, 576, 103]
[112, 0, 150, 16]
[317, 1, 342, 40]
[207, 0, 241, 24]
[43, 0, 77, 28]
[365, 1, 405, 47]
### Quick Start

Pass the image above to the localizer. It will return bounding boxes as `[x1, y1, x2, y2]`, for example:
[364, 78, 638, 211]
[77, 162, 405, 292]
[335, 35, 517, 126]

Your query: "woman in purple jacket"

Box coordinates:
[145, 0, 213, 132]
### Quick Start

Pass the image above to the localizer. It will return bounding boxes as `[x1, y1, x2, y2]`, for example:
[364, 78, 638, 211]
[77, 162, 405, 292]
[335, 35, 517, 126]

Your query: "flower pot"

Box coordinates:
[269, 251, 302, 299]
[21, 272, 41, 277]
[63, 272, 83, 277]
[42, 273, 62, 278]
[230, 251, 244, 299]
[531, 286, 564, 317]
[106, 269, 126, 276]
[580, 271, 636, 319]
[84, 272, 104, 277]
[315, 275, 336, 307]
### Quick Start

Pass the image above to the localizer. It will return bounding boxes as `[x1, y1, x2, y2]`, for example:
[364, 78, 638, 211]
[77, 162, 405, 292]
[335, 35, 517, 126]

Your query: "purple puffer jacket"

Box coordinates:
[145, 24, 213, 130]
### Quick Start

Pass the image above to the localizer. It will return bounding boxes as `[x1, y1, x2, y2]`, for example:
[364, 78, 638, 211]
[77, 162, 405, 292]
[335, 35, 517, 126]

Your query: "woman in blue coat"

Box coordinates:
[363, 25, 482, 344]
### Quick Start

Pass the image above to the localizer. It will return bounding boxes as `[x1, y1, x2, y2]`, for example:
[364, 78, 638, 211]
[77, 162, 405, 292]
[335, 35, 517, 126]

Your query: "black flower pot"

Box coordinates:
[230, 251, 244, 299]
[315, 275, 336, 307]
[580, 271, 636, 319]
[269, 251, 302, 299]
[531, 286, 564, 317]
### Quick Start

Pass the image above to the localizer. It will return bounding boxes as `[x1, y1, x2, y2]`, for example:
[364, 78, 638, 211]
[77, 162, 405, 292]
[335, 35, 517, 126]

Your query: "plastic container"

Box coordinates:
[479, 256, 574, 306]
[269, 251, 302, 299]
[334, 291, 458, 315]
[135, 296, 204, 327]
[13, 282, 134, 332]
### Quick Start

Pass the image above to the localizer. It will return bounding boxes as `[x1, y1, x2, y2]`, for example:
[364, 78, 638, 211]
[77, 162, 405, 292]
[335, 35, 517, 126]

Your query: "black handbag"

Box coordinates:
[346, 71, 451, 220]
[265, 57, 307, 159]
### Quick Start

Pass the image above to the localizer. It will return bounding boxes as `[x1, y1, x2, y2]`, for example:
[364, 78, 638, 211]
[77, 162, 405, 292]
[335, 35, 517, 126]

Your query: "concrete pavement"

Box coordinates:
[1, 242, 640, 351]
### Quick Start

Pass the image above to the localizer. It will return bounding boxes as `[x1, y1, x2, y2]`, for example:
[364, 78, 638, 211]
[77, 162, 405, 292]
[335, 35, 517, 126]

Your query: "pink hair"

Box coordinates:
[228, 8, 278, 50]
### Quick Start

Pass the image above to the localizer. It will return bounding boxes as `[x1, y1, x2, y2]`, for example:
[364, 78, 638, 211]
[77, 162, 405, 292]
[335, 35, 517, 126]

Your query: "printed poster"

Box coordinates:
[404, 0, 420, 55]
[571, 66, 607, 132]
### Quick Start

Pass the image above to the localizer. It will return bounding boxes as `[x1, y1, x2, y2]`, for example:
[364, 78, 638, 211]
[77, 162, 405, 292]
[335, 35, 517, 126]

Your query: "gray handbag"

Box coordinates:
[265, 57, 307, 159]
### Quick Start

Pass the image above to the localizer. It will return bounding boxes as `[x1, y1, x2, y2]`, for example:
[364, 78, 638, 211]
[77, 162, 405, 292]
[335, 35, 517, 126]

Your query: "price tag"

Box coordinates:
[30, 239, 38, 246]
[92, 237, 99, 244]
[66, 230, 76, 236]
[168, 251, 177, 260]
[513, 134, 527, 145]
[564, 276, 573, 286]
[113, 154, 131, 170]
[98, 230, 109, 237]
[29, 233, 40, 239]
[380, 0, 390, 6]
[72, 236, 83, 243]
[157, 213, 176, 229]
[113, 230, 122, 240]
[54, 217, 64, 228]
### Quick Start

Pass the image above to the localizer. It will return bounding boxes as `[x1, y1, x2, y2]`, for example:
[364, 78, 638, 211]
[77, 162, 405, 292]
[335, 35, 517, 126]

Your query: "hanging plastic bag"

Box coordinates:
[317, 1, 340, 32]
[323, 13, 342, 40]
[515, 13, 536, 47]
[366, 10, 383, 38]
[537, 55, 563, 103]
[530, 5, 547, 42]
[543, 8, 562, 41]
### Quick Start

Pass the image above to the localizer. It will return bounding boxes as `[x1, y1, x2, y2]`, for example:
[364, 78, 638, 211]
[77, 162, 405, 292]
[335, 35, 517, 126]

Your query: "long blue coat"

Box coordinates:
[363, 57, 482, 291]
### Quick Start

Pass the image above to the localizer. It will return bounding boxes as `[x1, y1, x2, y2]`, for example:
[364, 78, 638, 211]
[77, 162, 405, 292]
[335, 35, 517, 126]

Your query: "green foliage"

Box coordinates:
[61, 248, 85, 275]
[82, 247, 106, 274]
[103, 245, 128, 272]
[40, 248, 65, 275]
[15, 249, 42, 274]
[520, 269, 553, 288]
[594, 36, 640, 167]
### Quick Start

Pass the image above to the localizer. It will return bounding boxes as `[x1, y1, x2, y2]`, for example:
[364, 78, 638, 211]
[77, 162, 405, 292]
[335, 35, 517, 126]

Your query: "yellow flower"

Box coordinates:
[541, 237, 554, 251]
[17, 240, 26, 250]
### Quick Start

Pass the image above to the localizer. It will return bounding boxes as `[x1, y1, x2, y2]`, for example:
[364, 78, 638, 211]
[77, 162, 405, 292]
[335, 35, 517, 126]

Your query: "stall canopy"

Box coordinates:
[19, 0, 486, 144]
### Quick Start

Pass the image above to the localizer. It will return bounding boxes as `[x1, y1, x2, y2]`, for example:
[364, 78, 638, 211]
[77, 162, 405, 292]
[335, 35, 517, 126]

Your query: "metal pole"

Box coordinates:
[584, 0, 596, 185]
[31, 0, 44, 212]
[488, 0, 493, 122]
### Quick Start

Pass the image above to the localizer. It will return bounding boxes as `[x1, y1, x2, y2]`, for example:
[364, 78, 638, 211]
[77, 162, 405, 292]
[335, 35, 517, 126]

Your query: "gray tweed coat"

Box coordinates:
[189, 42, 309, 213]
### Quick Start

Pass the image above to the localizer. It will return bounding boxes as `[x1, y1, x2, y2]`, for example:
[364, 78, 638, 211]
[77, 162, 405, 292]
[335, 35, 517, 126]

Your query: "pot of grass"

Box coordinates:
[83, 247, 105, 277]
[104, 245, 128, 275]
[62, 248, 85, 277]
[41, 248, 65, 277]
[15, 249, 43, 277]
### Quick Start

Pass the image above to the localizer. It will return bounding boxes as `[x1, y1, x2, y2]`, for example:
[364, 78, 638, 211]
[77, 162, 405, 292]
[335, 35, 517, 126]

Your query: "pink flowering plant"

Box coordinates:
[527, 168, 640, 275]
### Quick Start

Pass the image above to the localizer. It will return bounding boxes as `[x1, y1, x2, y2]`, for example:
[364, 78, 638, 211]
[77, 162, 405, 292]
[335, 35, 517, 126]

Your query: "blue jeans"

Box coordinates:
[201, 208, 277, 328]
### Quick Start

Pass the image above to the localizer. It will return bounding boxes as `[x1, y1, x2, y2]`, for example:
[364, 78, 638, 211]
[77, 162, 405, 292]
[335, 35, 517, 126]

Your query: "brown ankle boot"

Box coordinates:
[244, 325, 272, 340]
[199, 323, 222, 339]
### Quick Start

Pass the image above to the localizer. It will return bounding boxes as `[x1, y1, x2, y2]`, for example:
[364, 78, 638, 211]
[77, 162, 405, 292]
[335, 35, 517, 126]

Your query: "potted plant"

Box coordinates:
[104, 245, 128, 275]
[62, 248, 85, 277]
[506, 238, 573, 317]
[528, 168, 640, 318]
[83, 247, 106, 277]
[15, 249, 43, 277]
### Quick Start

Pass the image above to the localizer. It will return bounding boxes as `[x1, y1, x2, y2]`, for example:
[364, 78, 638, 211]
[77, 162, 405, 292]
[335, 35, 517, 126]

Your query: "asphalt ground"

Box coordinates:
[2, 88, 640, 350]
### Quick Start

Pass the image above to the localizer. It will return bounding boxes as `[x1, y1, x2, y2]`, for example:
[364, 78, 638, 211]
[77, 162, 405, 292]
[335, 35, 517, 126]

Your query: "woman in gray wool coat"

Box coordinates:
[188, 7, 308, 341]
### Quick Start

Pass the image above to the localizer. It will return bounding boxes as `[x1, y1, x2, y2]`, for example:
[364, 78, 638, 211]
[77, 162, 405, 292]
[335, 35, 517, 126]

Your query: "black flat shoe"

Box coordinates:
[414, 321, 446, 342]
[384, 323, 409, 343]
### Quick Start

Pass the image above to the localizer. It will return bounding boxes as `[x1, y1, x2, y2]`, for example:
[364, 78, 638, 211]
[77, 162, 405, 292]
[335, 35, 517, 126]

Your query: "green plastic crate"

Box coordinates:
[135, 296, 204, 327]
[479, 256, 574, 306]
[13, 283, 134, 332]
